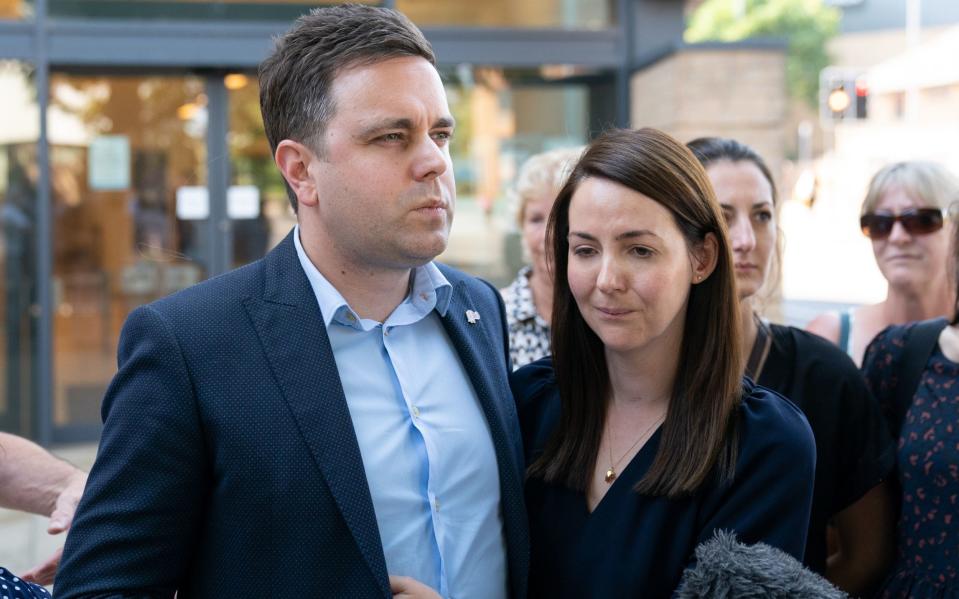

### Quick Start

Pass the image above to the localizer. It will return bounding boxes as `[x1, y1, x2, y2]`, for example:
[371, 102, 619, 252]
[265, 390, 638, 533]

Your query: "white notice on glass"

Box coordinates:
[176, 186, 209, 220]
[227, 185, 260, 219]
[89, 135, 131, 190]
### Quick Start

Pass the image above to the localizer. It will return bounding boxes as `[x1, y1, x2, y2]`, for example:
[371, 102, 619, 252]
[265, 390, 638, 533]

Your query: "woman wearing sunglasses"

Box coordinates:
[688, 137, 897, 597]
[808, 161, 958, 366]
[860, 198, 959, 598]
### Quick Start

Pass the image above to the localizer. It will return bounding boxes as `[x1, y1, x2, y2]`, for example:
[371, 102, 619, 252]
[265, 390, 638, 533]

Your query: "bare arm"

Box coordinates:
[826, 481, 896, 597]
[806, 312, 841, 345]
[0, 432, 86, 518]
[0, 432, 88, 585]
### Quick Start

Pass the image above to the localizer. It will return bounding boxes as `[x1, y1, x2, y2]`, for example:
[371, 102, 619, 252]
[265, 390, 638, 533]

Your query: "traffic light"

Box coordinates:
[820, 67, 868, 126]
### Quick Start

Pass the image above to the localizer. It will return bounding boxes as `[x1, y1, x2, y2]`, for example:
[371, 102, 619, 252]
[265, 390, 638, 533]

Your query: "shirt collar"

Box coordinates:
[293, 225, 452, 329]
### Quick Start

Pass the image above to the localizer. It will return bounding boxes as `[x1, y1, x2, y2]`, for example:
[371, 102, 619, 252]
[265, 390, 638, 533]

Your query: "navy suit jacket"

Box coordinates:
[56, 231, 529, 598]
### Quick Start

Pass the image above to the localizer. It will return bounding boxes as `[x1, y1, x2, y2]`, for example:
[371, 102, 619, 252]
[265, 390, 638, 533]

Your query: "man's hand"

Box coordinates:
[389, 575, 443, 599]
[21, 470, 87, 586]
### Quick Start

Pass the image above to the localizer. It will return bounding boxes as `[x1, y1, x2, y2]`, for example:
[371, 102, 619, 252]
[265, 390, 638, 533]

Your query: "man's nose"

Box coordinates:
[411, 136, 449, 182]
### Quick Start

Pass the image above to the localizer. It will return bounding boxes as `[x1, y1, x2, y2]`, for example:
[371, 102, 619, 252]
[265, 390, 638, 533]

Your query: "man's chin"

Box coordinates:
[397, 238, 450, 267]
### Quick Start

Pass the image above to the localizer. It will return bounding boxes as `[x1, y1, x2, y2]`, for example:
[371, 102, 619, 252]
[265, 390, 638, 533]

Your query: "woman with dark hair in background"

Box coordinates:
[861, 201, 959, 598]
[512, 128, 815, 598]
[808, 161, 959, 366]
[688, 136, 896, 597]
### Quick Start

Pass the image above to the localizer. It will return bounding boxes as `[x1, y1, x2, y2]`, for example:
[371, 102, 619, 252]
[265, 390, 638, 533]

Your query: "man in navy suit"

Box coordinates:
[55, 6, 528, 598]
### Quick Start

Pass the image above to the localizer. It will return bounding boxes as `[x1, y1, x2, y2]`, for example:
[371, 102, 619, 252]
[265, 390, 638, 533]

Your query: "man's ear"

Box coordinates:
[275, 140, 319, 209]
[691, 232, 719, 284]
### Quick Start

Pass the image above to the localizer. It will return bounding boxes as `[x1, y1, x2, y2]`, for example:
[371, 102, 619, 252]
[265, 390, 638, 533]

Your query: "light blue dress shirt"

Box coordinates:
[293, 227, 507, 599]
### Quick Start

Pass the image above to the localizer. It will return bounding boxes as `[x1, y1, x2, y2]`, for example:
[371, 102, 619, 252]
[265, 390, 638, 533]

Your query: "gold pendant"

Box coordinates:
[604, 468, 616, 484]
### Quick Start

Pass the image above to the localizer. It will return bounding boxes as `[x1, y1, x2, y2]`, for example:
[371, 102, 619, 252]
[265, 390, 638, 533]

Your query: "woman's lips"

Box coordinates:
[595, 306, 632, 317]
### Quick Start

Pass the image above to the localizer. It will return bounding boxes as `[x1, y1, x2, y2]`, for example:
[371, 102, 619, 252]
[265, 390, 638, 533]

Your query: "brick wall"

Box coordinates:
[630, 45, 788, 177]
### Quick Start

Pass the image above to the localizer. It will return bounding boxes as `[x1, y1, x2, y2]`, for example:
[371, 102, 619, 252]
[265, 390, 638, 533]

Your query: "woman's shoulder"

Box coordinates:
[804, 310, 841, 344]
[770, 323, 863, 381]
[737, 379, 815, 464]
[861, 321, 916, 374]
[510, 355, 555, 394]
[510, 356, 560, 426]
[509, 357, 561, 461]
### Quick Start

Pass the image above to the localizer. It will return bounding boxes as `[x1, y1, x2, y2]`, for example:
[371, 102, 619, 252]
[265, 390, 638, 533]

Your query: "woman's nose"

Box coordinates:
[729, 216, 756, 253]
[596, 256, 626, 292]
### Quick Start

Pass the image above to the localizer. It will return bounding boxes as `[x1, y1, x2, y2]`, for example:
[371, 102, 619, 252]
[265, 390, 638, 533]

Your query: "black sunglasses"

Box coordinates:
[859, 208, 945, 240]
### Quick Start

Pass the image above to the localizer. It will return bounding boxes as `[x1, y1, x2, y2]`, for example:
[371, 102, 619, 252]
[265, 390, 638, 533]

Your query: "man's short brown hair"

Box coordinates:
[258, 4, 436, 211]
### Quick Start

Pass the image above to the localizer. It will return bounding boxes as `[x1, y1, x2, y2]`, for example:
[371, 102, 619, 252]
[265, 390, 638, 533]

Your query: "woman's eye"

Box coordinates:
[755, 210, 773, 223]
[572, 246, 596, 257]
[630, 246, 653, 258]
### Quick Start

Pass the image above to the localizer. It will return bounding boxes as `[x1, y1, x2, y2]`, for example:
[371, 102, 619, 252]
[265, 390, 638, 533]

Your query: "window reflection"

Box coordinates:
[398, 0, 615, 29]
[0, 0, 31, 20]
[0, 61, 37, 436]
[440, 66, 593, 284]
[48, 0, 373, 21]
[227, 74, 293, 269]
[49, 73, 209, 428]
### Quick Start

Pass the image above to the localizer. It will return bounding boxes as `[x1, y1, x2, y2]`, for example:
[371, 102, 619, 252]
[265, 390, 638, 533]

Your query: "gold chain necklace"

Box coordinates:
[604, 414, 666, 484]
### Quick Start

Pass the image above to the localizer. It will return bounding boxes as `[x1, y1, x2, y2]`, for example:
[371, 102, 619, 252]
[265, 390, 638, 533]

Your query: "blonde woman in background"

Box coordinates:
[808, 161, 959, 366]
[501, 146, 583, 369]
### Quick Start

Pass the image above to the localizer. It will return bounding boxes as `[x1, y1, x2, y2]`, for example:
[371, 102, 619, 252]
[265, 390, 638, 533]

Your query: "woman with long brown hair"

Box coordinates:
[512, 128, 815, 597]
[689, 136, 895, 596]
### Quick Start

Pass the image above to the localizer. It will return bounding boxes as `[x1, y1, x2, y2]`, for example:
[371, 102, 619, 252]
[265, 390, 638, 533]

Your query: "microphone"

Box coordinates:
[675, 530, 847, 598]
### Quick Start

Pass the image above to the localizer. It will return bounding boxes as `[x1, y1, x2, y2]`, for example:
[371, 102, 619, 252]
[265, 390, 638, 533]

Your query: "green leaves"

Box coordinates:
[685, 0, 841, 107]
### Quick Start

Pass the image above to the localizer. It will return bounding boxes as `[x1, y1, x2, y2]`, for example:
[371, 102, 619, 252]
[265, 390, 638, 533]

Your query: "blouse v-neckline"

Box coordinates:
[585, 426, 664, 516]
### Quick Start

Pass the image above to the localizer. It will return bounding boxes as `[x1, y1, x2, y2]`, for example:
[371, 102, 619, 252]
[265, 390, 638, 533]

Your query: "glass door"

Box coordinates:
[48, 72, 210, 435]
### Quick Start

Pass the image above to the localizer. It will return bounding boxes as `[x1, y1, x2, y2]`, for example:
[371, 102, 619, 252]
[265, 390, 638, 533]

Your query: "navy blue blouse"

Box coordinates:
[512, 358, 816, 599]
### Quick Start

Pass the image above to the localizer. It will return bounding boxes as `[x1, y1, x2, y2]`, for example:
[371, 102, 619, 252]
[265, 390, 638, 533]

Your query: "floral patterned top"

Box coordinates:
[862, 323, 959, 599]
[500, 266, 551, 370]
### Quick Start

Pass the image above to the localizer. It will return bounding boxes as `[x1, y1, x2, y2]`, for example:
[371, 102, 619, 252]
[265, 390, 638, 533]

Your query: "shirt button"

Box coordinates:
[434, 498, 441, 512]
[384, 327, 390, 336]
[411, 405, 420, 418]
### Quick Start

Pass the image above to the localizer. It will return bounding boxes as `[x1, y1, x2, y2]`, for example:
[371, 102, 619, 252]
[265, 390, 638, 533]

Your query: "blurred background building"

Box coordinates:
[0, 0, 685, 444]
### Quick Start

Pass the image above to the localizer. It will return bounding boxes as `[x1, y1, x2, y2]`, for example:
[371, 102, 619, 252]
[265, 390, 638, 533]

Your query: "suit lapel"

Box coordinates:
[440, 282, 529, 597]
[243, 234, 389, 597]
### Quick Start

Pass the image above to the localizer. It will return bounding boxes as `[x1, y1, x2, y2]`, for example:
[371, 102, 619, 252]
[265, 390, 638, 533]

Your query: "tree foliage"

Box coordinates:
[685, 0, 840, 107]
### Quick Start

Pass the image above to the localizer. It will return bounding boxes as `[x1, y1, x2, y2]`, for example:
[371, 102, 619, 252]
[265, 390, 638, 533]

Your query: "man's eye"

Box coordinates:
[432, 131, 453, 142]
[380, 133, 404, 142]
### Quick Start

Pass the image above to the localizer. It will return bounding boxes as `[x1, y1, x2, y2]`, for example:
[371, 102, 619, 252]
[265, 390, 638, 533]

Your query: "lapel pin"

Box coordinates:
[466, 309, 481, 324]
